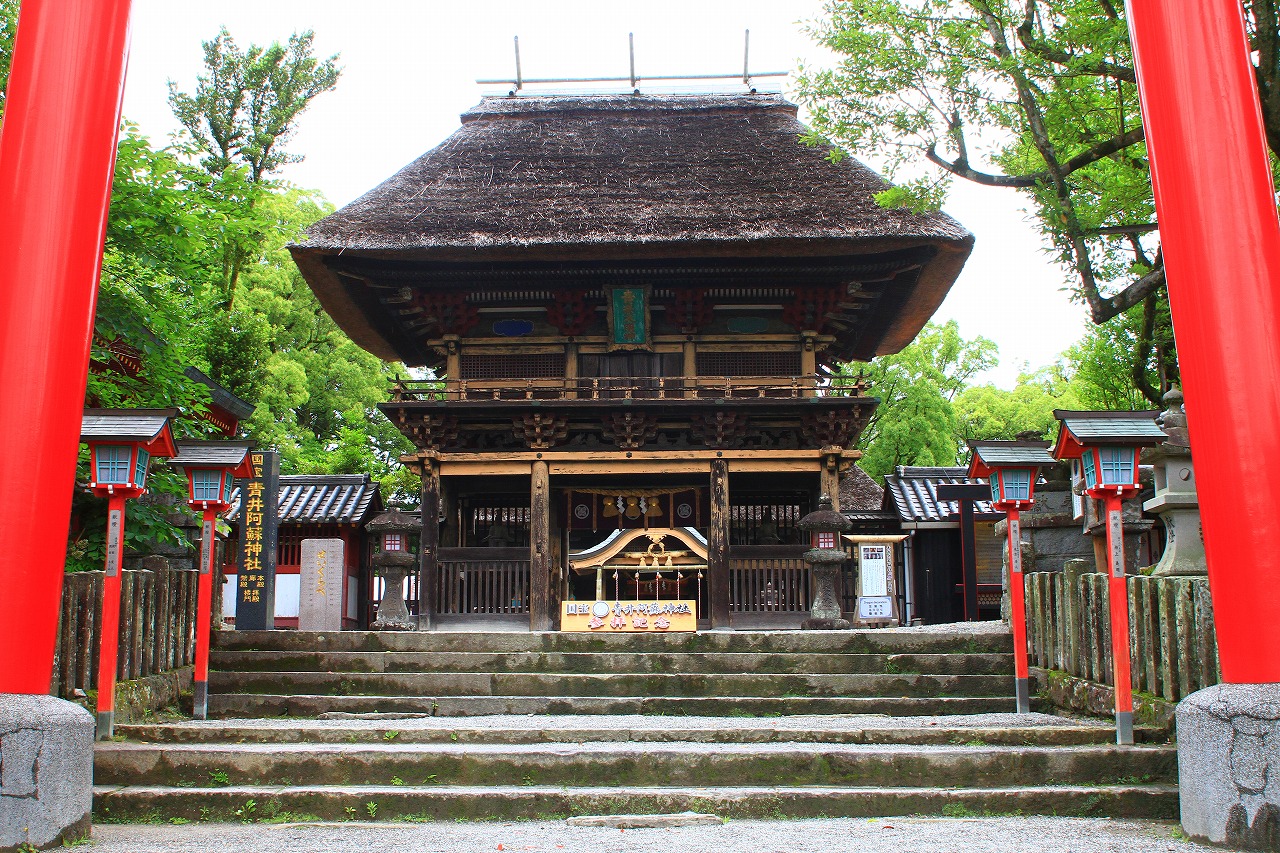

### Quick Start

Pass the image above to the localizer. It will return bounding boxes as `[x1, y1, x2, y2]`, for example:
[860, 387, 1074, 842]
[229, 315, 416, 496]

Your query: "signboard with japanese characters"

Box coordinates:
[851, 535, 905, 626]
[561, 600, 697, 632]
[235, 450, 279, 630]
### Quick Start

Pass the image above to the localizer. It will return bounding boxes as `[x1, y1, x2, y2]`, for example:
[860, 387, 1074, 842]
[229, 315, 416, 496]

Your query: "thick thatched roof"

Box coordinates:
[839, 464, 885, 512]
[291, 94, 972, 363]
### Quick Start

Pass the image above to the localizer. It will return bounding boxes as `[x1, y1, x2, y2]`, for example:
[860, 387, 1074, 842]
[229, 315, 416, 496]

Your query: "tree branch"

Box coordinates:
[1015, 21, 1136, 82]
[1091, 263, 1166, 324]
[1131, 293, 1162, 405]
[925, 145, 1039, 187]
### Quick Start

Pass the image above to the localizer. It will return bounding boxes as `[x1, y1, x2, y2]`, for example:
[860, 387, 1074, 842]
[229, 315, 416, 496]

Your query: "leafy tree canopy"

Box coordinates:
[794, 0, 1254, 404]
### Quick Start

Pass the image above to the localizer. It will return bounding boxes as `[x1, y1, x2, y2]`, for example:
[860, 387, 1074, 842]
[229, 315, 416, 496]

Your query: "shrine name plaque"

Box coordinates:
[562, 600, 696, 632]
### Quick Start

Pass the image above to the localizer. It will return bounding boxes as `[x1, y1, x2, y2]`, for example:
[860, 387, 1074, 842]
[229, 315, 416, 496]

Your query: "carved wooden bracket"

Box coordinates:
[691, 411, 750, 449]
[802, 409, 866, 449]
[601, 412, 659, 449]
[514, 413, 569, 449]
[405, 413, 458, 451]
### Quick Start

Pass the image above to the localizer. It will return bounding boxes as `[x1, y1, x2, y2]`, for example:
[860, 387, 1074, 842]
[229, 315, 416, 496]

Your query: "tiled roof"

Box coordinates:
[170, 441, 253, 467]
[227, 474, 382, 525]
[81, 409, 176, 442]
[882, 466, 999, 524]
[1054, 410, 1165, 444]
[969, 441, 1056, 467]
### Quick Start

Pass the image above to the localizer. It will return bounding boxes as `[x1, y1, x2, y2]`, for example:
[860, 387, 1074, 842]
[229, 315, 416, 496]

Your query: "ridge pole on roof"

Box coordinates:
[514, 36, 522, 92]
[629, 32, 636, 90]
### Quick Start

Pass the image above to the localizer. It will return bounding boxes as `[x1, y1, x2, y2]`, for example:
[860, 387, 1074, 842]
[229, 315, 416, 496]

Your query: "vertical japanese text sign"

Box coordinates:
[235, 450, 279, 630]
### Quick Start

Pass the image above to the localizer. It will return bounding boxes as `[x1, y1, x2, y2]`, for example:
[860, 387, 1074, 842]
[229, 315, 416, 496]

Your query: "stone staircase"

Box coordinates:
[92, 627, 1179, 822]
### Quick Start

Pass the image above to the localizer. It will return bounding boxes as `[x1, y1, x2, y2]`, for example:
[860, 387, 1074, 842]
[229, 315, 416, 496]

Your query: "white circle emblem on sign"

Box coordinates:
[676, 503, 693, 519]
[574, 504, 590, 520]
[591, 601, 610, 618]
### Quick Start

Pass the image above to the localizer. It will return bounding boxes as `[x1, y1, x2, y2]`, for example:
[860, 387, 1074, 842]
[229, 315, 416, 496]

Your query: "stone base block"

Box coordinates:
[0, 694, 94, 851]
[801, 617, 851, 630]
[1178, 683, 1280, 850]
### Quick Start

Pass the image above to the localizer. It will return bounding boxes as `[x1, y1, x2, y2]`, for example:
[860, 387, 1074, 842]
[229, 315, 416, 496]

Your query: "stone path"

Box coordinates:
[89, 817, 1211, 853]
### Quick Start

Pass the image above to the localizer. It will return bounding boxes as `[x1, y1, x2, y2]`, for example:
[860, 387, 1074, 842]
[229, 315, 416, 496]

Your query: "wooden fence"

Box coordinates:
[1024, 570, 1219, 702]
[51, 567, 200, 698]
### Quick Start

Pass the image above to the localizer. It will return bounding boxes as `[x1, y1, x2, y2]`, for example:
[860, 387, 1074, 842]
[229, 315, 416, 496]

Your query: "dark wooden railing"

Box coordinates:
[437, 547, 530, 615]
[52, 567, 199, 698]
[391, 375, 869, 403]
[729, 546, 810, 613]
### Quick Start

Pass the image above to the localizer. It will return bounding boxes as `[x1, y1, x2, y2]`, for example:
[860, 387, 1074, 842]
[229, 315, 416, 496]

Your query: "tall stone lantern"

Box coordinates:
[1143, 389, 1206, 576]
[366, 509, 420, 631]
[799, 494, 852, 630]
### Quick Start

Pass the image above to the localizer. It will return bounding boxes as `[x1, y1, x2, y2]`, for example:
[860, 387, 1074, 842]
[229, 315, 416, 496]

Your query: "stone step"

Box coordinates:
[92, 782, 1179, 822]
[212, 628, 1013, 656]
[207, 670, 1013, 698]
[207, 693, 1029, 718]
[209, 650, 1012, 676]
[116, 713, 1149, 747]
[94, 741, 1177, 789]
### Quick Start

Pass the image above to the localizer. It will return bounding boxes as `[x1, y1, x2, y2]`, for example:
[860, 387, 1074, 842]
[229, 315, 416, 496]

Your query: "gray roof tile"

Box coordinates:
[228, 474, 382, 525]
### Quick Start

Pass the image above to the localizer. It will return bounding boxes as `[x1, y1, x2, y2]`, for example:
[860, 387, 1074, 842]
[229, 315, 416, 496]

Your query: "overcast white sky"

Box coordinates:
[120, 0, 1089, 387]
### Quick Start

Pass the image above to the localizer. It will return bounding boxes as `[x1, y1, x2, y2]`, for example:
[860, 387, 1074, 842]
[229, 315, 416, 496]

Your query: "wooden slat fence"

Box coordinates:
[437, 548, 530, 615]
[729, 558, 810, 613]
[51, 567, 200, 698]
[1024, 570, 1219, 702]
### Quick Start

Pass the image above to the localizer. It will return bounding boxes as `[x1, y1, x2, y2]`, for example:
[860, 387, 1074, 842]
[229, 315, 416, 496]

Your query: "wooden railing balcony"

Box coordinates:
[391, 375, 869, 403]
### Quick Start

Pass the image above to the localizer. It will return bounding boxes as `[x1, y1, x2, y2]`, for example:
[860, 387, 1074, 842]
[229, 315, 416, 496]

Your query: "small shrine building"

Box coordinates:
[290, 93, 972, 631]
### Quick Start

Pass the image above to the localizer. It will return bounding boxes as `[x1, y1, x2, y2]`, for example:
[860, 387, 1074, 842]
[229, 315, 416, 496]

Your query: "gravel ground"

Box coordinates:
[88, 817, 1209, 853]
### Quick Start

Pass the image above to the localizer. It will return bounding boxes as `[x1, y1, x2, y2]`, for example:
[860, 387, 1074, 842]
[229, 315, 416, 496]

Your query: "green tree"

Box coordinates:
[794, 0, 1242, 404]
[168, 26, 340, 307]
[955, 363, 1083, 441]
[850, 320, 998, 478]
[0, 0, 17, 120]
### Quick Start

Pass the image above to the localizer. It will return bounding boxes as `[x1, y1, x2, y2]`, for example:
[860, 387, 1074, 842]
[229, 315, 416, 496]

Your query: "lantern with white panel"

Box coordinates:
[1052, 410, 1165, 744]
[967, 439, 1056, 715]
[80, 409, 177, 739]
[169, 441, 255, 720]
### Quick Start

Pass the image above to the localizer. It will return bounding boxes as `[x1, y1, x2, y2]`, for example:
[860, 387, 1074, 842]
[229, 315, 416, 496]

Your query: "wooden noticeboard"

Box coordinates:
[847, 535, 907, 626]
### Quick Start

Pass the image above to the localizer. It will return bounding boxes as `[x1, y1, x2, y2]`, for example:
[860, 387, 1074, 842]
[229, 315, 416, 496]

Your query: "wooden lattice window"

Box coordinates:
[461, 497, 531, 548]
[729, 494, 810, 547]
[697, 350, 802, 377]
[459, 353, 565, 380]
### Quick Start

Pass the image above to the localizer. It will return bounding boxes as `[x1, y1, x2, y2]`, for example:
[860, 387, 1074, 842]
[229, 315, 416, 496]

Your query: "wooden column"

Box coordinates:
[419, 459, 440, 631]
[530, 460, 553, 631]
[683, 340, 697, 398]
[820, 449, 841, 512]
[708, 458, 731, 628]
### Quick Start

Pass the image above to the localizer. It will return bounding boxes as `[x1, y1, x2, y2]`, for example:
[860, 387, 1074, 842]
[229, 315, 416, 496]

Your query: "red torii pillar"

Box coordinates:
[0, 0, 135, 693]
[1126, 1, 1280, 683]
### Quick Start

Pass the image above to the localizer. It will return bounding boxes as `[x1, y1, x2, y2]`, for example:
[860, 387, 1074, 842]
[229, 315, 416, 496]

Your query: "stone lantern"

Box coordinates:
[798, 494, 852, 630]
[1143, 389, 1206, 576]
[366, 509, 421, 631]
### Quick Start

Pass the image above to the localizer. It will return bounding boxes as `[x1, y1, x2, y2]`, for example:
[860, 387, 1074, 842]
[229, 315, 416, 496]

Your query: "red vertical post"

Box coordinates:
[1006, 509, 1031, 714]
[0, 0, 135, 694]
[95, 494, 128, 738]
[1104, 495, 1134, 744]
[192, 508, 218, 720]
[1126, 1, 1280, 682]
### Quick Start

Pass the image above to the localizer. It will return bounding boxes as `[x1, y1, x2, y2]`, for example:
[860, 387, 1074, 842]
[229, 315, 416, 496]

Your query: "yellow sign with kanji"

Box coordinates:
[561, 600, 697, 632]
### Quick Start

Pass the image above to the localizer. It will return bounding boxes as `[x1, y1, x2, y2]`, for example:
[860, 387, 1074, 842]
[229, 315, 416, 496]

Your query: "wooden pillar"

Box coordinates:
[708, 458, 731, 628]
[530, 460, 553, 631]
[682, 340, 697, 398]
[820, 449, 841, 512]
[419, 459, 440, 631]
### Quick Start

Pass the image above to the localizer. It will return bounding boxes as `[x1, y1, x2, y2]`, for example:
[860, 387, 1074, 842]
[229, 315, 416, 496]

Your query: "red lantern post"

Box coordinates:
[170, 442, 255, 719]
[967, 440, 1056, 715]
[1053, 411, 1165, 744]
[81, 410, 176, 739]
[0, 0, 136, 695]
